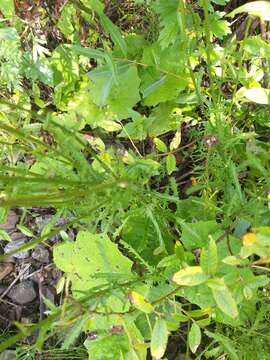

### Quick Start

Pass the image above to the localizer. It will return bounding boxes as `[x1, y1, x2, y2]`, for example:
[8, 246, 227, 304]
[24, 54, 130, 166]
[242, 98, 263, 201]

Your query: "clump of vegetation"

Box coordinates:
[1, 0, 270, 359]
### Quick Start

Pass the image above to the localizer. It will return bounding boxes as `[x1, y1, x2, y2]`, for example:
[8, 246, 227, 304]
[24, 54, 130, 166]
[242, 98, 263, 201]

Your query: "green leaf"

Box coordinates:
[200, 237, 218, 276]
[188, 323, 201, 354]
[16, 224, 34, 237]
[99, 13, 127, 56]
[71, 45, 105, 59]
[172, 266, 208, 286]
[207, 279, 238, 318]
[0, 0, 15, 18]
[227, 1, 270, 22]
[211, 0, 229, 5]
[209, 12, 231, 39]
[150, 318, 168, 359]
[154, 138, 167, 153]
[242, 87, 270, 104]
[0, 28, 18, 41]
[166, 154, 176, 175]
[53, 231, 133, 307]
[154, 0, 179, 49]
[141, 75, 167, 98]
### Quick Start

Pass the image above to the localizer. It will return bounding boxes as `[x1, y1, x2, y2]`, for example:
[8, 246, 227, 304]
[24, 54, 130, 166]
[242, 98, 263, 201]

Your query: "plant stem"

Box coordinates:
[202, 0, 216, 107]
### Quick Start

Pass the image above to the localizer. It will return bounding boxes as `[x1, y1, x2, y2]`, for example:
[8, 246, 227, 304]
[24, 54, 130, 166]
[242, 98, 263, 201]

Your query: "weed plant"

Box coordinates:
[0, 0, 270, 359]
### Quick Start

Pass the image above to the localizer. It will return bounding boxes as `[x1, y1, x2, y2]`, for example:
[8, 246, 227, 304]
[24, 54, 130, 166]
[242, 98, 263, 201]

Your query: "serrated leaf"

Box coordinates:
[128, 291, 154, 313]
[188, 323, 201, 354]
[154, 138, 167, 153]
[172, 266, 208, 286]
[166, 154, 176, 175]
[150, 318, 168, 359]
[200, 237, 218, 275]
[207, 279, 238, 318]
[228, 1, 270, 22]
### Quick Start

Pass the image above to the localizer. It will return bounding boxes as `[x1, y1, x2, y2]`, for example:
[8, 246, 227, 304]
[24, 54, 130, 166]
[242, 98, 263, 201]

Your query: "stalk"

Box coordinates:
[202, 0, 217, 107]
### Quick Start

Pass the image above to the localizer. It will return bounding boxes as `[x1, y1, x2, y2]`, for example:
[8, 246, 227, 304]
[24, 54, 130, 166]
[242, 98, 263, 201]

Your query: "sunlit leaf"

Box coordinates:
[207, 279, 238, 318]
[166, 154, 176, 175]
[228, 1, 270, 22]
[150, 318, 168, 359]
[188, 323, 201, 354]
[172, 266, 208, 286]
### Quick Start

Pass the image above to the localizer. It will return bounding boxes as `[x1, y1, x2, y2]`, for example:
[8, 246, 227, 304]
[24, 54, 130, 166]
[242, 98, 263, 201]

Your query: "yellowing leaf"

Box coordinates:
[242, 232, 257, 246]
[128, 291, 154, 314]
[188, 323, 201, 354]
[242, 88, 270, 104]
[150, 318, 168, 359]
[172, 266, 208, 286]
[228, 1, 270, 22]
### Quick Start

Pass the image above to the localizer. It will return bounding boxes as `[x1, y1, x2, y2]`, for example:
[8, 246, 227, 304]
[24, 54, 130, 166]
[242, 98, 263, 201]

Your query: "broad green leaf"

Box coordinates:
[188, 323, 201, 354]
[154, 138, 167, 153]
[150, 318, 168, 359]
[228, 1, 270, 22]
[200, 237, 218, 276]
[141, 75, 167, 98]
[207, 279, 238, 318]
[53, 231, 133, 308]
[242, 87, 270, 104]
[172, 266, 208, 286]
[166, 154, 176, 175]
[99, 13, 127, 56]
[128, 291, 154, 313]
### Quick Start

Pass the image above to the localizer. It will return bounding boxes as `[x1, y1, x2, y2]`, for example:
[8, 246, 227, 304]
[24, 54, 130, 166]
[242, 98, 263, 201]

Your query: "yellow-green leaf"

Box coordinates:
[154, 138, 167, 153]
[207, 279, 238, 318]
[188, 323, 201, 354]
[150, 318, 168, 359]
[128, 291, 154, 314]
[172, 266, 208, 286]
[166, 154, 176, 175]
[228, 1, 270, 22]
[242, 88, 270, 104]
[200, 237, 218, 276]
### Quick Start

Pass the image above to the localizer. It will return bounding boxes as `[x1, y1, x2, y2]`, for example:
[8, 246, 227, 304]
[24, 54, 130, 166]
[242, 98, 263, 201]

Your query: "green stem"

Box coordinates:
[202, 0, 216, 107]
